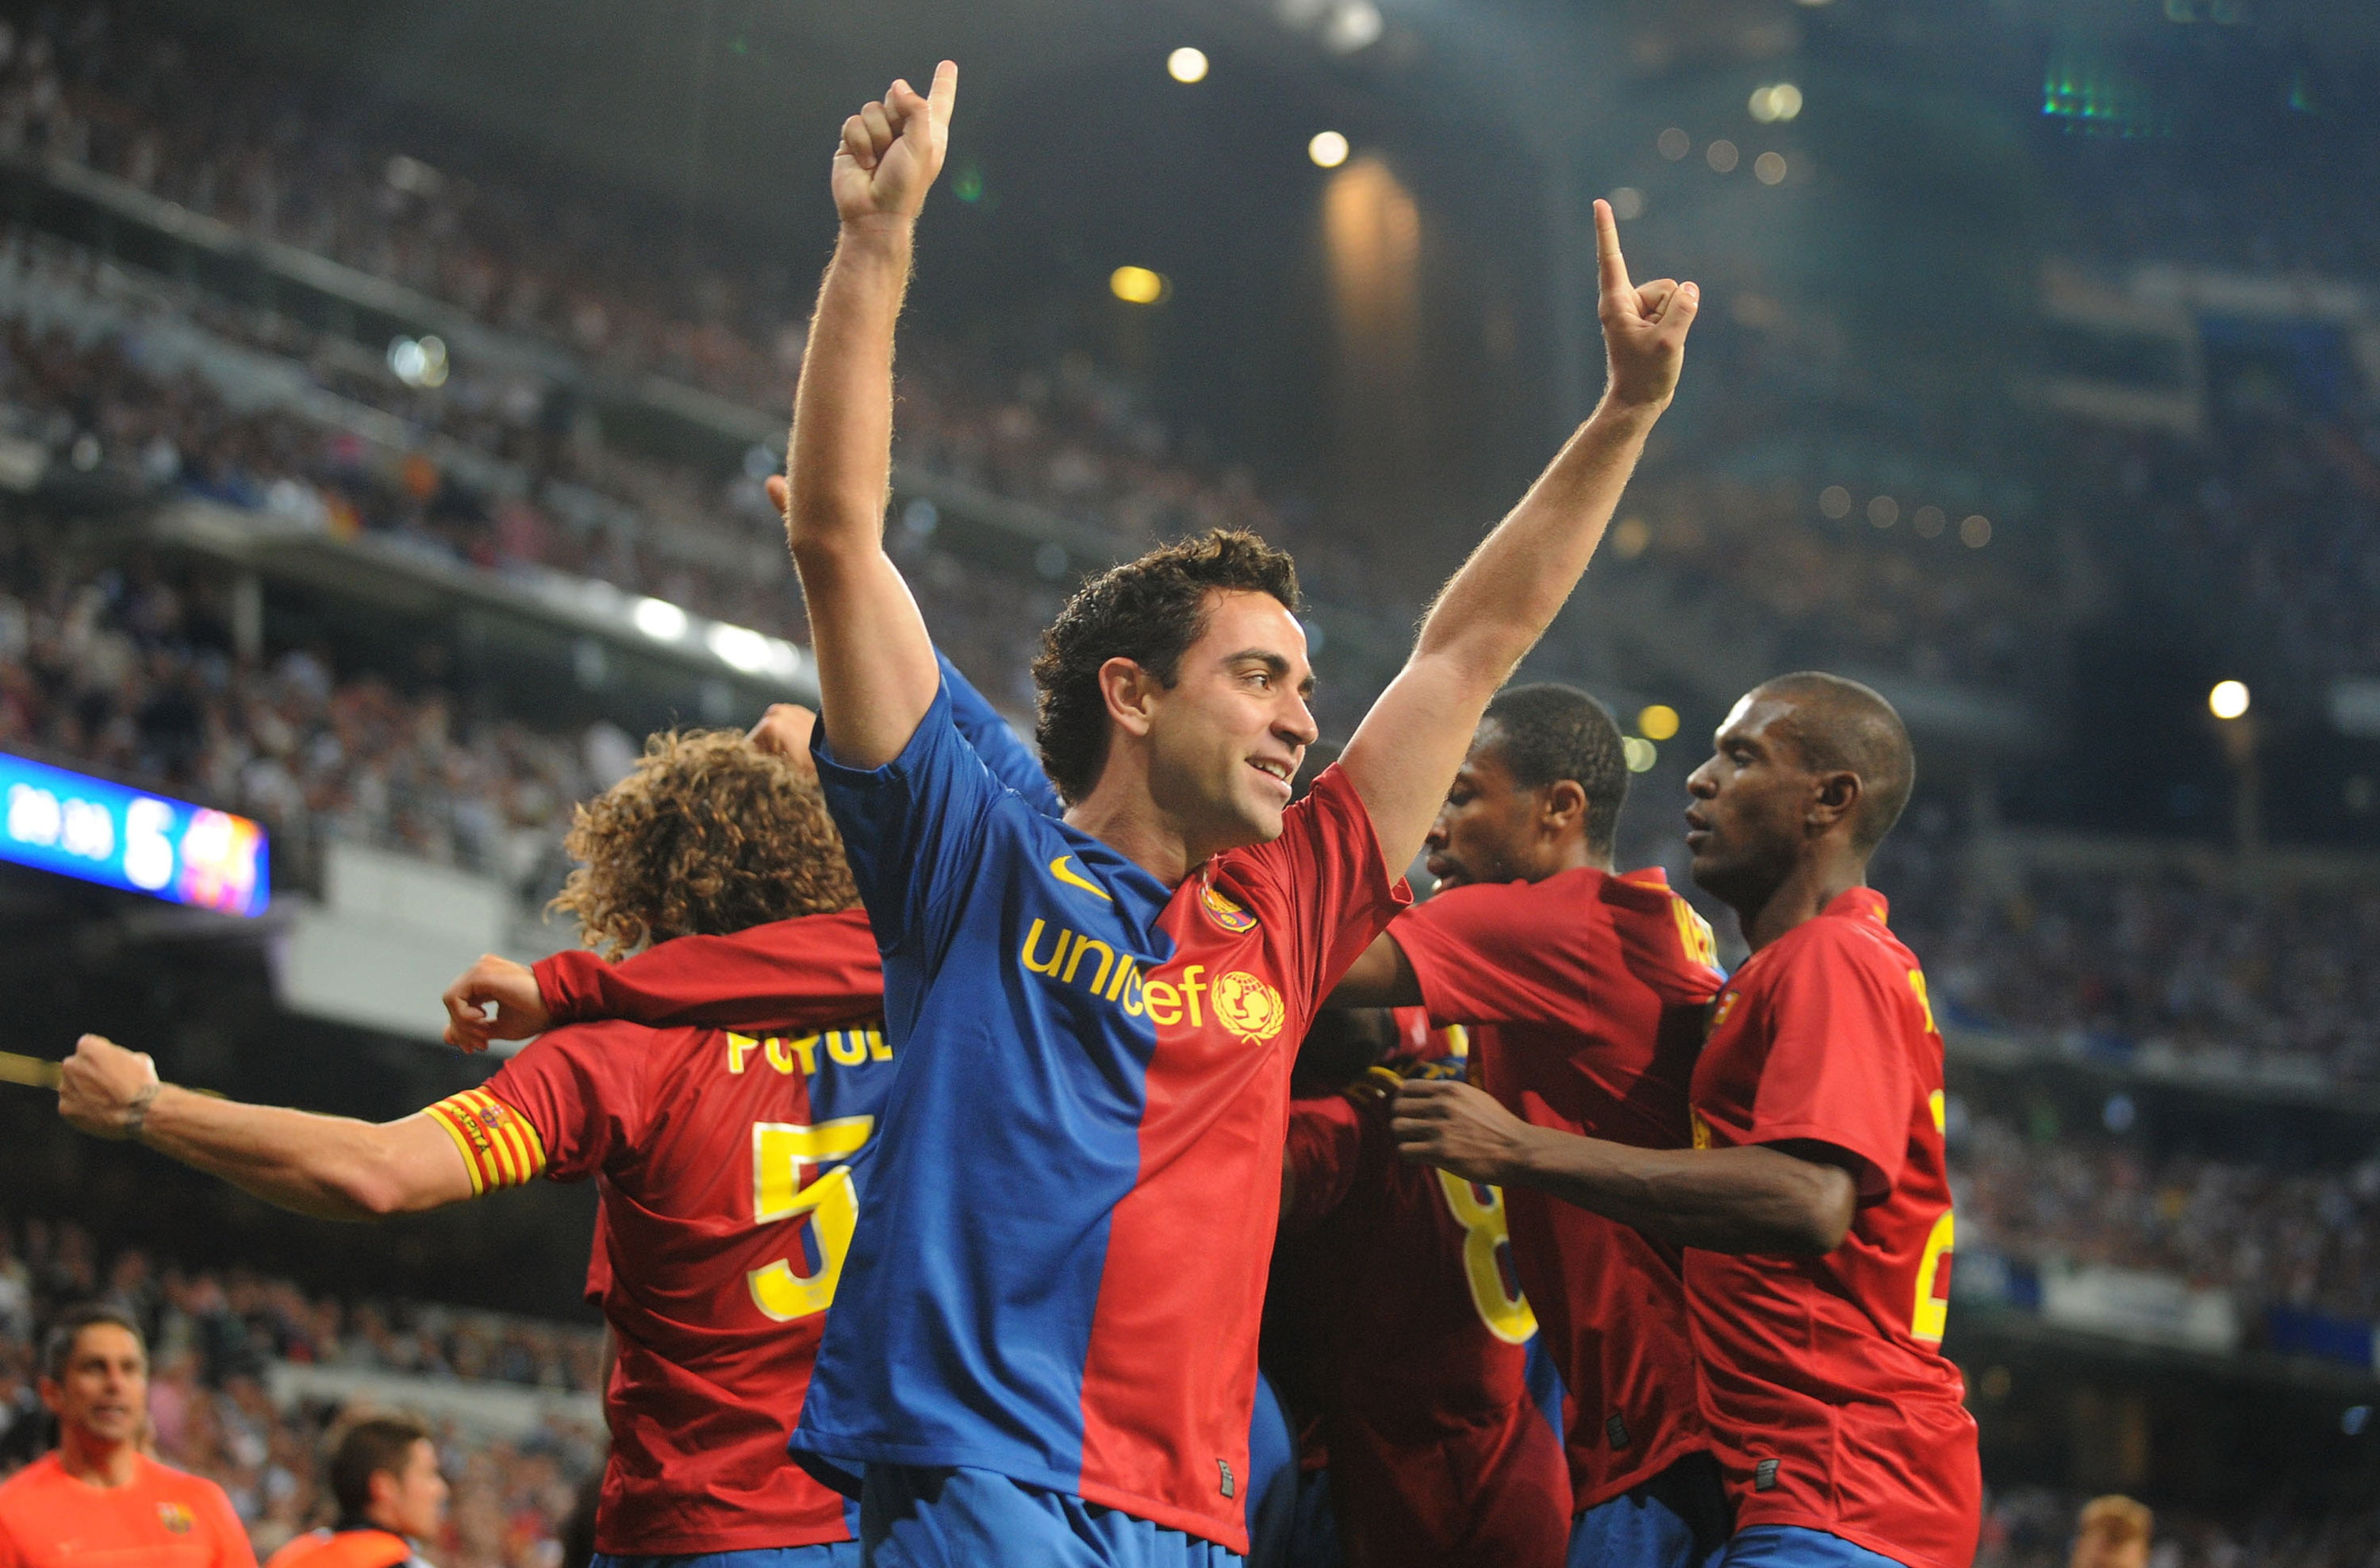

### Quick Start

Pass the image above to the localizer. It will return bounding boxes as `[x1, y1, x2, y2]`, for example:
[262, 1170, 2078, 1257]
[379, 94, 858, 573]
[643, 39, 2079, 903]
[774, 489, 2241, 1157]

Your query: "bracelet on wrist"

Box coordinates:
[124, 1081, 163, 1140]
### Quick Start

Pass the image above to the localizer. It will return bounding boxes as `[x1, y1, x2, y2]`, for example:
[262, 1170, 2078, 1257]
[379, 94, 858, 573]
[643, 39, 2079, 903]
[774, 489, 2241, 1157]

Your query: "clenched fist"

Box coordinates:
[58, 1034, 160, 1139]
[832, 60, 958, 228]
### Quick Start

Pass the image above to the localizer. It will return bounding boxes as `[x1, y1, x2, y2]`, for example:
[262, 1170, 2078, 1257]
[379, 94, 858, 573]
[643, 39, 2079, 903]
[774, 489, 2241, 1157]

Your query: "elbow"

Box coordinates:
[1780, 1170, 1858, 1256]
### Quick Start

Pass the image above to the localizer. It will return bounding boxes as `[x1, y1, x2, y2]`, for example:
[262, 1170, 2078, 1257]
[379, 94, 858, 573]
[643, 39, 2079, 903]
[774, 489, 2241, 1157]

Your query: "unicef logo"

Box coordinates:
[1212, 971, 1286, 1043]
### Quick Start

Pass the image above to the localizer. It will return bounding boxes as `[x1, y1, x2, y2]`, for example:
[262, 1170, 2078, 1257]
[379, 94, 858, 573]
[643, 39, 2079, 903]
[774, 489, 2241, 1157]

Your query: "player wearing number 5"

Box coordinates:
[1390, 674, 1979, 1568]
[52, 713, 919, 1568]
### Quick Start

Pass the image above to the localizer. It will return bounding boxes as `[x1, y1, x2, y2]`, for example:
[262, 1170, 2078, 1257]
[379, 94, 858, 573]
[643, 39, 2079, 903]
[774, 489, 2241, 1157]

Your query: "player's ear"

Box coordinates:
[1096, 656, 1160, 740]
[1540, 779, 1588, 834]
[1807, 770, 1862, 836]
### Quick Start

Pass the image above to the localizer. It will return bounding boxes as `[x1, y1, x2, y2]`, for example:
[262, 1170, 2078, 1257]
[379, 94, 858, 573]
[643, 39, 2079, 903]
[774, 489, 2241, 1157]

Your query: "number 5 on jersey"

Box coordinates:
[748, 1117, 874, 1322]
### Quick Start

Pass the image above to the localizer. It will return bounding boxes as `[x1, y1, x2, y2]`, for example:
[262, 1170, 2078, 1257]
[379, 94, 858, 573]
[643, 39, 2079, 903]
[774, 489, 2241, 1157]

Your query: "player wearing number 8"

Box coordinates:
[1392, 673, 1979, 1568]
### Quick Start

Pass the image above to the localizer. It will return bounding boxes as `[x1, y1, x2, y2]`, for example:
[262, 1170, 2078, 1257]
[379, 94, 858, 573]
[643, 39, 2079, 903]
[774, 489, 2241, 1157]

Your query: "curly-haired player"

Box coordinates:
[53, 656, 1046, 1568]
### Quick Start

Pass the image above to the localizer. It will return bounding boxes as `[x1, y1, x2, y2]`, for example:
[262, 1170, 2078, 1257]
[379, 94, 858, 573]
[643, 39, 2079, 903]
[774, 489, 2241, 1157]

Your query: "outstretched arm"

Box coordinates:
[1390, 1077, 1854, 1255]
[58, 1034, 473, 1221]
[1337, 202, 1697, 869]
[785, 62, 958, 769]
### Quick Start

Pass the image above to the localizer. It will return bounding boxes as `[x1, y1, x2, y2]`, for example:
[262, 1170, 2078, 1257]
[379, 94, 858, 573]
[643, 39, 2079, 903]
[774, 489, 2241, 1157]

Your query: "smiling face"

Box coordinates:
[1683, 692, 1819, 912]
[40, 1322, 147, 1452]
[1136, 589, 1318, 851]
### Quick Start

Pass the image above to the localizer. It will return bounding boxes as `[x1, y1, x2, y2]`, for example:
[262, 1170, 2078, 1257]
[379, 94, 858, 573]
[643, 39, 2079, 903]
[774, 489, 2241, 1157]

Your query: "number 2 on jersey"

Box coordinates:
[747, 1117, 874, 1323]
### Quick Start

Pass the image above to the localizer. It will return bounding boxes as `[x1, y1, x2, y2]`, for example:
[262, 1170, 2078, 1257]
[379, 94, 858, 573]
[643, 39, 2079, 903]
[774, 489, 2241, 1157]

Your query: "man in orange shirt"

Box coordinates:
[0, 1304, 256, 1567]
[264, 1416, 445, 1568]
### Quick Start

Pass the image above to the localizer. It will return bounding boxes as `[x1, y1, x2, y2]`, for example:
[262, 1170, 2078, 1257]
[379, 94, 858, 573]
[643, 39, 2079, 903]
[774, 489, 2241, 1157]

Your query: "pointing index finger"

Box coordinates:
[1594, 198, 1633, 300]
[927, 59, 959, 129]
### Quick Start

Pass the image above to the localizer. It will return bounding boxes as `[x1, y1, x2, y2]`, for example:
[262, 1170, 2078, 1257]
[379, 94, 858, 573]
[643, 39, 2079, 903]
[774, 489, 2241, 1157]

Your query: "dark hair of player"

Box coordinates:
[1477, 683, 1629, 855]
[326, 1413, 432, 1520]
[1031, 528, 1302, 804]
[39, 1303, 145, 1384]
[551, 729, 858, 957]
[1752, 671, 1915, 852]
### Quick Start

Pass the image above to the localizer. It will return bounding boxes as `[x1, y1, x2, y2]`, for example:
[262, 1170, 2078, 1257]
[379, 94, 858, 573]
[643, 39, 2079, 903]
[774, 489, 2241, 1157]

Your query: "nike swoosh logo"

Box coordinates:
[1050, 855, 1112, 901]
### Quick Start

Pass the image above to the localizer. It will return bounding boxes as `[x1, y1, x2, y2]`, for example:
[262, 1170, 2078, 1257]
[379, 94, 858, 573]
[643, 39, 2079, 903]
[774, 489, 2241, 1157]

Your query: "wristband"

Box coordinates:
[124, 1080, 163, 1140]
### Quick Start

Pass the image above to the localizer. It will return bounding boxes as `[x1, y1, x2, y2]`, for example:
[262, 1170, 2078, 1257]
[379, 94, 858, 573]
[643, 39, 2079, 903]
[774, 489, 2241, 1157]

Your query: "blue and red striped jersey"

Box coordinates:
[798, 683, 1406, 1552]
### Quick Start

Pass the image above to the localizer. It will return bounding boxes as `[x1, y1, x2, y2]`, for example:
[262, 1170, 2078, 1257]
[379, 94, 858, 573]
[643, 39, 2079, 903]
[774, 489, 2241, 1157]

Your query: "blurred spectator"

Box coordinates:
[263, 1414, 446, 1568]
[2070, 1496, 2153, 1568]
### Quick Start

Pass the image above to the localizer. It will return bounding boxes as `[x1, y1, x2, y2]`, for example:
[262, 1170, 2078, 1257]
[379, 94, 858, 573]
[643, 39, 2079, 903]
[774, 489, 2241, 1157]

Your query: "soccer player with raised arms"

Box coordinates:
[1391, 674, 1980, 1568]
[781, 61, 1697, 1566]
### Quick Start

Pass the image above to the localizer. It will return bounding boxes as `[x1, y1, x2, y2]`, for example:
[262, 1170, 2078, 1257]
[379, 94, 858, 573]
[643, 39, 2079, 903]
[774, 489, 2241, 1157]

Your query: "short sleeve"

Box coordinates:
[940, 650, 1065, 819]
[1223, 765, 1409, 1009]
[197, 1477, 259, 1568]
[1747, 931, 1917, 1201]
[1392, 880, 1585, 1026]
[481, 1023, 655, 1185]
[536, 912, 883, 1034]
[814, 681, 1004, 956]
[1282, 1093, 1376, 1232]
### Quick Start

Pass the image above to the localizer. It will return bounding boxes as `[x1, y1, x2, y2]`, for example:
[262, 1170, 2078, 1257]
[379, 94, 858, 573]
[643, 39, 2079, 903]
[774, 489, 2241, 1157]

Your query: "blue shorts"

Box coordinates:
[1718, 1526, 1912, 1568]
[1569, 1455, 1732, 1568]
[595, 1548, 861, 1568]
[858, 1465, 1243, 1568]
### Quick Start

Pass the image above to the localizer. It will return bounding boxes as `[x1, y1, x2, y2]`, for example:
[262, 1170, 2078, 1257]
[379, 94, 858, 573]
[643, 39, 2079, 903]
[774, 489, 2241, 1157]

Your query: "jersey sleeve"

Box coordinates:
[1746, 929, 1917, 1201]
[1282, 1092, 1376, 1232]
[536, 911, 883, 1034]
[941, 649, 1065, 819]
[1391, 880, 1586, 1026]
[197, 1477, 259, 1568]
[1229, 765, 1410, 1007]
[812, 681, 1006, 958]
[436, 1024, 651, 1190]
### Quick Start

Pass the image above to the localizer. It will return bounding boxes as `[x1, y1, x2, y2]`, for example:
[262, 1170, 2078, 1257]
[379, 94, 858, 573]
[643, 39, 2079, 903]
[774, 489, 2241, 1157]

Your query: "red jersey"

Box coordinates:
[1389, 867, 1723, 1509]
[0, 1451, 256, 1568]
[1686, 886, 1979, 1568]
[1266, 1041, 1569, 1568]
[426, 913, 889, 1557]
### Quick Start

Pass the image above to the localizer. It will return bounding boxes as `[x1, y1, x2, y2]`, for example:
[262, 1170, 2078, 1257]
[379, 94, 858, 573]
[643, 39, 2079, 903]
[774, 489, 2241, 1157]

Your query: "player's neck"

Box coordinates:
[56, 1429, 142, 1488]
[1733, 850, 1867, 954]
[1064, 793, 1198, 888]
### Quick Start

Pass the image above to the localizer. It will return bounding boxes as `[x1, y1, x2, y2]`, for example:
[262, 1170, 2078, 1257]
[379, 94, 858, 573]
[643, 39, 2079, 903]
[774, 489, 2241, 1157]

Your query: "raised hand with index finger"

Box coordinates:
[832, 60, 958, 227]
[1594, 198, 1699, 412]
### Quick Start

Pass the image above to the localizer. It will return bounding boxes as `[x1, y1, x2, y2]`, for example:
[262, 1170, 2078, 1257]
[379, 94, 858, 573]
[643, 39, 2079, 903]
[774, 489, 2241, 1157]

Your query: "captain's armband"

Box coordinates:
[424, 1089, 548, 1195]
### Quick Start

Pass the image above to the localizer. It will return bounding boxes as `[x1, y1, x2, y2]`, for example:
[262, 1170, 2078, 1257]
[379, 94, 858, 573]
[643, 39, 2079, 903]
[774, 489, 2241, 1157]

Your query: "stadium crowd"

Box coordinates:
[0, 1209, 601, 1566]
[0, 2, 2047, 701]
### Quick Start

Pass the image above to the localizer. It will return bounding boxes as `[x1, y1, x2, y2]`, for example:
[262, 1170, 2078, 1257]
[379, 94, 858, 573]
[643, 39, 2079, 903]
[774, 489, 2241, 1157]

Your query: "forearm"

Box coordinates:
[137, 1090, 441, 1223]
[1411, 399, 1659, 686]
[788, 219, 910, 562]
[1494, 1128, 1852, 1255]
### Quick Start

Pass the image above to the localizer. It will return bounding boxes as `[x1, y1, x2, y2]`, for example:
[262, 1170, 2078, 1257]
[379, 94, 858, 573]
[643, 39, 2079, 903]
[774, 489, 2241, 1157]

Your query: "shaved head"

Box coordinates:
[1749, 672, 1914, 852]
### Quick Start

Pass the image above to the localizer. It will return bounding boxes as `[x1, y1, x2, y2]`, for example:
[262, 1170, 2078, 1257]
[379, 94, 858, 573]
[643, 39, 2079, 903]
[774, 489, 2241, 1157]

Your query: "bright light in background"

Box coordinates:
[631, 596, 689, 642]
[1754, 152, 1789, 185]
[1309, 130, 1350, 168]
[1622, 736, 1658, 774]
[1167, 47, 1209, 83]
[1960, 513, 1993, 548]
[1749, 83, 1804, 122]
[1109, 266, 1168, 305]
[1637, 704, 1680, 741]
[2209, 680, 2251, 721]
[386, 334, 449, 388]
[1657, 127, 1691, 160]
[1706, 139, 1740, 173]
[1320, 0, 1384, 53]
[1609, 187, 1645, 220]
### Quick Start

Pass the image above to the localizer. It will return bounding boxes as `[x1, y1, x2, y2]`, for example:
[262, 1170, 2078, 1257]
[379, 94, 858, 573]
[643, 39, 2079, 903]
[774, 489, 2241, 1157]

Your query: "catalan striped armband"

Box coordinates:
[424, 1088, 548, 1195]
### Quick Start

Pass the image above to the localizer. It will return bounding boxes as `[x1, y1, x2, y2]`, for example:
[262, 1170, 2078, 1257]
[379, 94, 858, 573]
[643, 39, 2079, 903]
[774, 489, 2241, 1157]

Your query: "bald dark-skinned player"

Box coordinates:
[1392, 673, 1979, 1568]
[1330, 685, 1726, 1568]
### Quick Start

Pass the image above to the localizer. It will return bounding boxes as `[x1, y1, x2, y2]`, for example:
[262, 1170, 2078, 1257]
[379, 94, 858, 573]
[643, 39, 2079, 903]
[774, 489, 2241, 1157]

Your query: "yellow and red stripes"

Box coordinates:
[424, 1088, 547, 1195]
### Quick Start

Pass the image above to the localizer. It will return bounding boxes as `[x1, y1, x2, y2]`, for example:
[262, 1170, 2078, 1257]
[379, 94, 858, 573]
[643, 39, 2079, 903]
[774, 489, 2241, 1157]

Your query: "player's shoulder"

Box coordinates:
[1760, 892, 1918, 994]
[0, 1451, 63, 1501]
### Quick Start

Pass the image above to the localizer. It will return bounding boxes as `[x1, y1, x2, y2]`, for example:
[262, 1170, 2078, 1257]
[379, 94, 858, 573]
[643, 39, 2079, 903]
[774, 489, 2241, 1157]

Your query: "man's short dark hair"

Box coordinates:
[1753, 671, 1915, 852]
[1478, 684, 1629, 853]
[328, 1414, 433, 1520]
[40, 1304, 144, 1384]
[1032, 529, 1301, 804]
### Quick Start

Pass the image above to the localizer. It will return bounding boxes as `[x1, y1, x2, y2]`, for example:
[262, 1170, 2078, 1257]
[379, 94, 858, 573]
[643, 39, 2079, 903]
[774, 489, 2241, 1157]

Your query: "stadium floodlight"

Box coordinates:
[1109, 266, 1168, 305]
[1622, 736, 1658, 774]
[631, 596, 691, 643]
[1167, 47, 1209, 83]
[2209, 680, 2250, 721]
[1637, 705, 1680, 742]
[1308, 130, 1350, 168]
